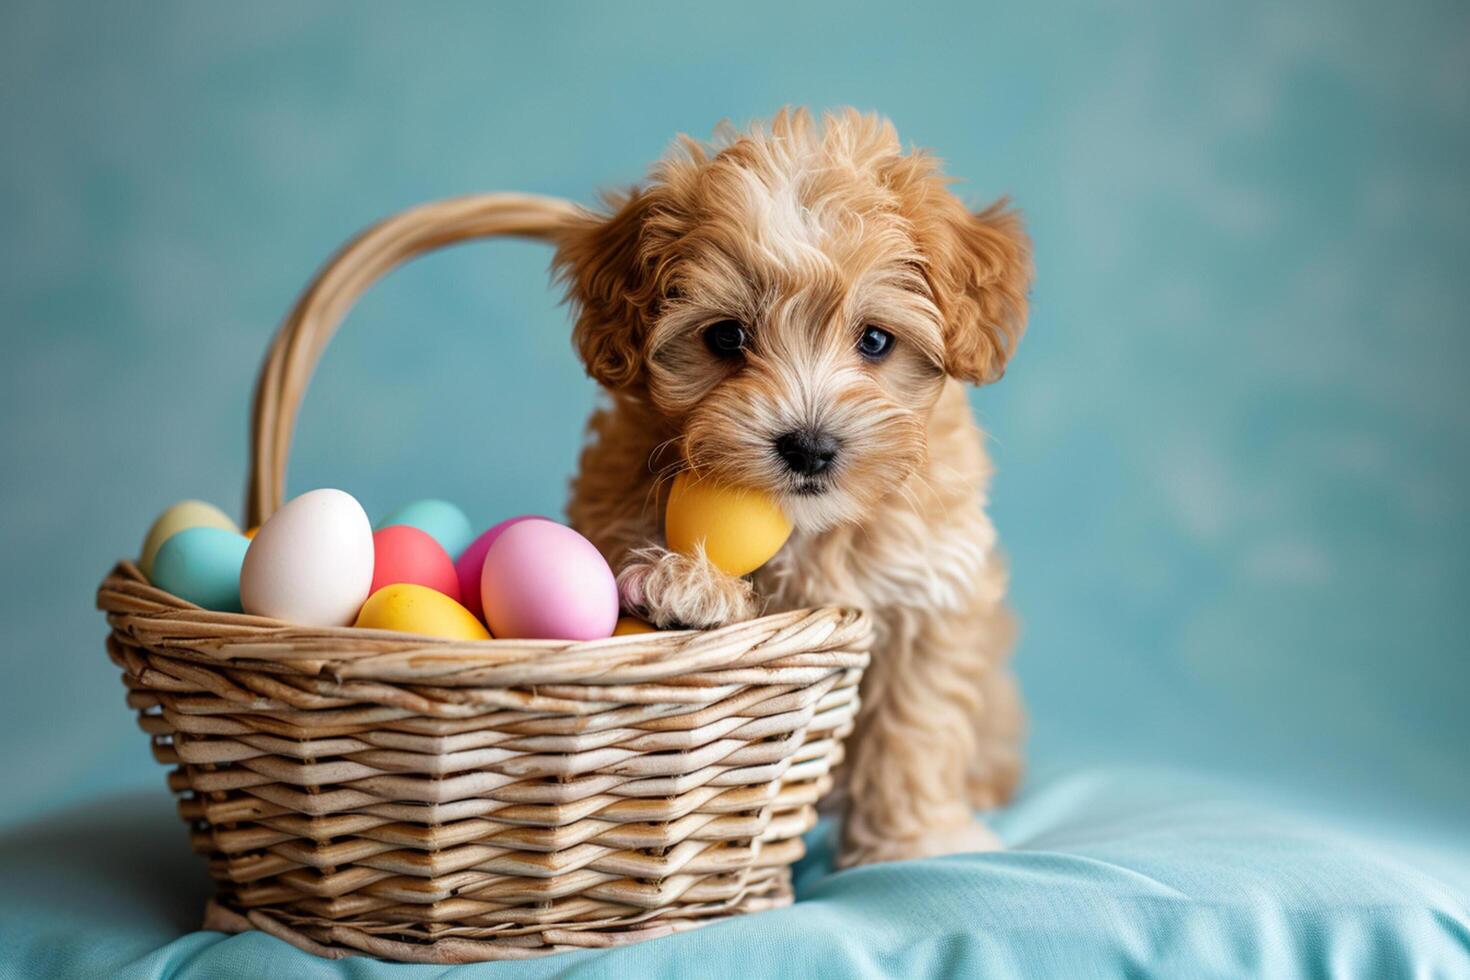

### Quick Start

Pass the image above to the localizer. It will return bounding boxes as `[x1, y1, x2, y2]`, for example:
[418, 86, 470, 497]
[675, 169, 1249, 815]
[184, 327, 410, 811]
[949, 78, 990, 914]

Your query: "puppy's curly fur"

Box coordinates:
[554, 108, 1031, 867]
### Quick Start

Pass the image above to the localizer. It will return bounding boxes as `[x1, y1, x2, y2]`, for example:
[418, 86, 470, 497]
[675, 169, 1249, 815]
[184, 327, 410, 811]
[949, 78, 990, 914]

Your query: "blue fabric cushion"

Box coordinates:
[3, 766, 1466, 979]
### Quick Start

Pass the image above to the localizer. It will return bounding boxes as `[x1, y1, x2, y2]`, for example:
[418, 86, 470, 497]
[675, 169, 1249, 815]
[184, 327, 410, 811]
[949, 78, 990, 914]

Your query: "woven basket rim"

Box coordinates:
[99, 560, 871, 686]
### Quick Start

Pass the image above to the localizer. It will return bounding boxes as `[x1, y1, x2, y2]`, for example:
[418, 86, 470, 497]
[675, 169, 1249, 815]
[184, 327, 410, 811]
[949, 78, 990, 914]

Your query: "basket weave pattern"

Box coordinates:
[95, 194, 872, 963]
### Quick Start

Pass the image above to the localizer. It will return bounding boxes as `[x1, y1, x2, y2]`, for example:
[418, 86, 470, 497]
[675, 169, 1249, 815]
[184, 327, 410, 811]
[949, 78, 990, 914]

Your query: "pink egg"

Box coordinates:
[480, 521, 618, 641]
[370, 525, 460, 602]
[455, 515, 548, 620]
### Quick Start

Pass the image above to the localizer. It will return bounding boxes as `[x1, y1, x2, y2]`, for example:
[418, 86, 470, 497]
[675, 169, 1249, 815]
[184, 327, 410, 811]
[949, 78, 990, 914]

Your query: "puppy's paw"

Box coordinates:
[839, 816, 1003, 868]
[617, 546, 759, 629]
[914, 818, 1004, 857]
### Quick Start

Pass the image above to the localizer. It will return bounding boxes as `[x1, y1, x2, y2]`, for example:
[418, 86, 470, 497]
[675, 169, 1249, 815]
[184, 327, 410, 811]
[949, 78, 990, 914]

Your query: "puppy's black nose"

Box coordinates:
[775, 430, 840, 476]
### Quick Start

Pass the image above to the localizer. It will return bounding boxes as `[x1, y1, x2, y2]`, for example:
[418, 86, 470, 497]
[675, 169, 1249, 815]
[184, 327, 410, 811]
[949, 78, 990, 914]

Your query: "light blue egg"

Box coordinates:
[376, 498, 474, 558]
[150, 526, 250, 612]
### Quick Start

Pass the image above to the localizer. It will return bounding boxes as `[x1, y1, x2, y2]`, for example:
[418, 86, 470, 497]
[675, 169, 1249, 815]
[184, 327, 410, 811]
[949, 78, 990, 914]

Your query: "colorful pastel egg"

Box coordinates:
[455, 515, 549, 620]
[376, 499, 475, 559]
[480, 521, 618, 641]
[140, 499, 238, 579]
[665, 473, 792, 576]
[149, 527, 250, 612]
[613, 616, 658, 636]
[355, 583, 490, 641]
[240, 488, 374, 627]
[370, 525, 460, 601]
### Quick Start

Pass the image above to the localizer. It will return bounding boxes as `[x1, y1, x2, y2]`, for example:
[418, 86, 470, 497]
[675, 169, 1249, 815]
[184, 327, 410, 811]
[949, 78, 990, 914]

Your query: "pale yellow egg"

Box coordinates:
[355, 583, 491, 641]
[665, 473, 792, 577]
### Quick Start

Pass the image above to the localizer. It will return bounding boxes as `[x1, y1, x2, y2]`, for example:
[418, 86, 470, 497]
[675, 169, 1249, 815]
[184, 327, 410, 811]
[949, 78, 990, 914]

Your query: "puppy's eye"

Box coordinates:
[857, 325, 894, 361]
[703, 319, 748, 359]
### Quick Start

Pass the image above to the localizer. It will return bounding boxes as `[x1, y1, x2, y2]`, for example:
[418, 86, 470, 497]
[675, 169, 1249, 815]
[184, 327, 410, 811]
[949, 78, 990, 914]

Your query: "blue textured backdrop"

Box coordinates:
[1, 0, 1467, 914]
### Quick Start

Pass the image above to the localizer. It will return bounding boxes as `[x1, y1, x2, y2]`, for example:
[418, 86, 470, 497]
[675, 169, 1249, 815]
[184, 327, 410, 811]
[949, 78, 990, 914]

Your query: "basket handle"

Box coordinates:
[245, 193, 583, 526]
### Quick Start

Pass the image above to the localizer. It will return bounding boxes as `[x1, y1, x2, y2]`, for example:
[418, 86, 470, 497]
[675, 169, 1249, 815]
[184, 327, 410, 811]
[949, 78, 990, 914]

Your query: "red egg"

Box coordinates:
[370, 524, 460, 602]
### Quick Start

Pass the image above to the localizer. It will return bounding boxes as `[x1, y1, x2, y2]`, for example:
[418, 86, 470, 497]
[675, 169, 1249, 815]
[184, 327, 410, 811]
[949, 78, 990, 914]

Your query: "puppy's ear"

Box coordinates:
[923, 197, 1032, 385]
[553, 188, 665, 390]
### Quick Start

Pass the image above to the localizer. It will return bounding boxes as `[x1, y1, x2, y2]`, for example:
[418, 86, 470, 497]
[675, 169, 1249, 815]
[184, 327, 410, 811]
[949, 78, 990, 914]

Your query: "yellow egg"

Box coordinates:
[354, 583, 491, 641]
[140, 500, 238, 579]
[665, 473, 792, 576]
[613, 616, 658, 636]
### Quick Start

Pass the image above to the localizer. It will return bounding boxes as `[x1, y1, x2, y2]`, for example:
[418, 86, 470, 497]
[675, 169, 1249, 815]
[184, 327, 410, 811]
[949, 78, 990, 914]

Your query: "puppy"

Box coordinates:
[553, 108, 1031, 867]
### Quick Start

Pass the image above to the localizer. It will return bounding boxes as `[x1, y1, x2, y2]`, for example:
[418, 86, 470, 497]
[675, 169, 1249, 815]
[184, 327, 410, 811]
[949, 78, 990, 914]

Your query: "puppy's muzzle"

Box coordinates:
[774, 429, 840, 477]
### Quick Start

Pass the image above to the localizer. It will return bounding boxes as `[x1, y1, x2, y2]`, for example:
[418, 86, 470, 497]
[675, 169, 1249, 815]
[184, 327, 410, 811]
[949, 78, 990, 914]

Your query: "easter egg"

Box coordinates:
[665, 473, 792, 576]
[613, 616, 658, 636]
[370, 525, 460, 601]
[455, 515, 550, 620]
[480, 521, 618, 641]
[150, 526, 250, 612]
[355, 583, 490, 641]
[240, 488, 374, 627]
[140, 499, 238, 579]
[377, 499, 475, 558]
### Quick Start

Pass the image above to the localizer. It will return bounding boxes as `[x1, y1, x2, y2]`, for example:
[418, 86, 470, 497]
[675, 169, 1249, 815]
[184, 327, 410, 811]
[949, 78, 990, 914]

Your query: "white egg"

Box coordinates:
[240, 488, 374, 627]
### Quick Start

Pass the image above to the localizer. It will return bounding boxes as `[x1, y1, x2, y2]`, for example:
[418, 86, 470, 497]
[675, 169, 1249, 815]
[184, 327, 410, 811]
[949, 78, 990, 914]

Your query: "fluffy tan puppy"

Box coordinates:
[554, 108, 1031, 867]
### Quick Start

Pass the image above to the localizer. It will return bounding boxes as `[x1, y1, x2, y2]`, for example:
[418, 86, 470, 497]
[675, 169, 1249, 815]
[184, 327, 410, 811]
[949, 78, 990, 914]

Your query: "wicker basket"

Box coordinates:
[95, 193, 872, 963]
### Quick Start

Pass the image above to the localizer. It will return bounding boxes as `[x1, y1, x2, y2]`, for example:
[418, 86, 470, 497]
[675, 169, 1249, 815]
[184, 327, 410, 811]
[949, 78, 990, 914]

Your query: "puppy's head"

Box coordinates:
[555, 108, 1031, 531]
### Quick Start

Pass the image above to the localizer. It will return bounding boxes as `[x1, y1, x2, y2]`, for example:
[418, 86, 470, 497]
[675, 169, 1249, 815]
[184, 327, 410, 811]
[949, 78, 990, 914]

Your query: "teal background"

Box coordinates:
[1, 1, 1467, 976]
